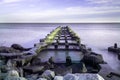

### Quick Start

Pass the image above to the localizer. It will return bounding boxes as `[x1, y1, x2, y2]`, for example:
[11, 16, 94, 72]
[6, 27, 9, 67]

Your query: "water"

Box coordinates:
[0, 23, 120, 72]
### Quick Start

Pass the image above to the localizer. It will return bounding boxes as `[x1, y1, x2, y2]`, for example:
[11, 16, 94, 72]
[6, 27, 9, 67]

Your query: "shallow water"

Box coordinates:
[0, 23, 120, 72]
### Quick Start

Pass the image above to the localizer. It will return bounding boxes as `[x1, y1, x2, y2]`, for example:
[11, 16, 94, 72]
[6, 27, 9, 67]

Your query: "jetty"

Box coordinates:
[0, 26, 120, 80]
[108, 43, 120, 60]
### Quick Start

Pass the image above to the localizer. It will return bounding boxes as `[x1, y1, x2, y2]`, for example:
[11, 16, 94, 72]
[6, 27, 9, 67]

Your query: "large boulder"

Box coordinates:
[37, 78, 47, 80]
[4, 70, 27, 80]
[63, 73, 104, 80]
[41, 70, 55, 80]
[81, 52, 104, 65]
[64, 73, 79, 80]
[75, 73, 104, 80]
[11, 44, 31, 51]
[30, 57, 41, 65]
[0, 46, 20, 53]
[66, 56, 72, 66]
[54, 76, 63, 80]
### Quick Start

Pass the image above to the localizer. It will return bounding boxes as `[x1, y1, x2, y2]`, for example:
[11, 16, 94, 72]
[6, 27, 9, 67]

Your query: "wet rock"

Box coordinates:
[41, 70, 55, 80]
[27, 74, 39, 80]
[118, 53, 120, 60]
[11, 44, 31, 51]
[0, 46, 20, 53]
[114, 43, 117, 48]
[47, 57, 55, 69]
[64, 73, 79, 80]
[54, 76, 63, 80]
[76, 73, 104, 80]
[30, 57, 41, 65]
[66, 56, 72, 66]
[81, 53, 104, 65]
[81, 63, 87, 73]
[37, 78, 47, 80]
[48, 57, 54, 64]
[63, 73, 104, 80]
[108, 46, 119, 53]
[4, 70, 27, 80]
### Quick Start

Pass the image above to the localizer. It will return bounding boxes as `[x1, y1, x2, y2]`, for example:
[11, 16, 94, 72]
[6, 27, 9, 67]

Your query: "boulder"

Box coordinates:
[11, 44, 31, 51]
[66, 56, 72, 66]
[30, 57, 41, 65]
[81, 53, 104, 65]
[37, 78, 47, 80]
[76, 73, 104, 80]
[41, 70, 55, 80]
[81, 63, 87, 73]
[64, 73, 79, 80]
[54, 76, 63, 80]
[27, 74, 39, 80]
[63, 73, 104, 80]
[4, 70, 27, 80]
[0, 46, 20, 53]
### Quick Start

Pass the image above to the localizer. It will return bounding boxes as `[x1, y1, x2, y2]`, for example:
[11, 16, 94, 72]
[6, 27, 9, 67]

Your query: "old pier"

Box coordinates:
[0, 26, 120, 80]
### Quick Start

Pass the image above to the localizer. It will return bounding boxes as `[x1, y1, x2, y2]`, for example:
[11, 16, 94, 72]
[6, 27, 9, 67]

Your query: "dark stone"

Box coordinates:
[118, 53, 120, 60]
[48, 57, 54, 64]
[30, 57, 41, 66]
[65, 43, 69, 49]
[54, 43, 58, 49]
[0, 46, 20, 53]
[108, 46, 119, 53]
[66, 56, 72, 66]
[81, 53, 104, 66]
[11, 44, 31, 51]
[114, 43, 117, 48]
[40, 39, 44, 42]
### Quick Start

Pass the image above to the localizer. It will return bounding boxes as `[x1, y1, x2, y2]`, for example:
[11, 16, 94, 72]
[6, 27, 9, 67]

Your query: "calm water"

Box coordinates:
[0, 23, 120, 72]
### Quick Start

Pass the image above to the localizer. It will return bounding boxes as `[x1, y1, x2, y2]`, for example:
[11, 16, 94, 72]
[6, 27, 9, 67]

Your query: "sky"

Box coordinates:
[0, 0, 120, 23]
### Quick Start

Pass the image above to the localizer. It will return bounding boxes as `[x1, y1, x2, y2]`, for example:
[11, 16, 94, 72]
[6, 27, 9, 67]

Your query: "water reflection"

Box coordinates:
[38, 51, 83, 63]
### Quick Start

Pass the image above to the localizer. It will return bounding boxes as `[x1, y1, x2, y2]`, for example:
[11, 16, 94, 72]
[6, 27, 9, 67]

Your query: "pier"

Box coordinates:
[0, 26, 120, 80]
[36, 26, 81, 53]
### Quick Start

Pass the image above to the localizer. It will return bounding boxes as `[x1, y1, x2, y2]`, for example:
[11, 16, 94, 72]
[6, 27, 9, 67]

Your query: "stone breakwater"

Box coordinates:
[0, 26, 107, 80]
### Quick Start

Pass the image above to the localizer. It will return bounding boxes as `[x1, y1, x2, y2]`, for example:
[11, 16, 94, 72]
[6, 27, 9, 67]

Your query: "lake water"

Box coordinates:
[0, 23, 120, 72]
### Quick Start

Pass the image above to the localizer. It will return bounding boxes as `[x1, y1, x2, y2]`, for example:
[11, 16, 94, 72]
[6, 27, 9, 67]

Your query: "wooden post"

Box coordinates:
[114, 43, 117, 48]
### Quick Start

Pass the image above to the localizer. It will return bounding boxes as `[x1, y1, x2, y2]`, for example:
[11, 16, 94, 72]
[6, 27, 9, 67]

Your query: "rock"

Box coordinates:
[0, 46, 20, 53]
[108, 46, 120, 53]
[64, 73, 79, 80]
[7, 70, 19, 77]
[118, 53, 120, 60]
[75, 73, 104, 80]
[11, 44, 31, 51]
[66, 56, 72, 66]
[31, 57, 41, 65]
[37, 78, 47, 80]
[27, 74, 39, 80]
[114, 43, 117, 48]
[41, 70, 55, 80]
[81, 63, 87, 73]
[54, 76, 63, 80]
[48, 57, 54, 64]
[5, 77, 27, 80]
[4, 70, 27, 80]
[63, 73, 104, 80]
[81, 53, 104, 65]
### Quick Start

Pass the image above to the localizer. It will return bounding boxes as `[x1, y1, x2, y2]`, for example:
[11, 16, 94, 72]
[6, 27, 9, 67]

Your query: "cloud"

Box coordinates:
[87, 0, 112, 4]
[0, 6, 120, 23]
[86, 0, 120, 6]
[0, 0, 120, 23]
[0, 0, 22, 4]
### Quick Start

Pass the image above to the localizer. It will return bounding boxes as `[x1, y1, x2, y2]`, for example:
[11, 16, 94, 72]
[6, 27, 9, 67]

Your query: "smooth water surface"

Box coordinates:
[0, 23, 120, 72]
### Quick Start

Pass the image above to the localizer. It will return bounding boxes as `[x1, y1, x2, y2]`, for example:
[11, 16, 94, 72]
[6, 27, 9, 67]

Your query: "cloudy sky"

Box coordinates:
[0, 0, 120, 23]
